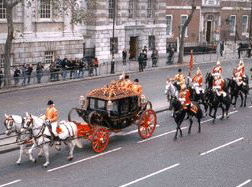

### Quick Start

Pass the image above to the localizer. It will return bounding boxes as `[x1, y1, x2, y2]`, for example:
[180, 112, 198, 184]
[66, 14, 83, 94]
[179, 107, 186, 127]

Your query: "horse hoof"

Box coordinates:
[173, 137, 177, 141]
[33, 159, 37, 164]
[16, 163, 21, 166]
[226, 115, 230, 118]
[67, 157, 73, 161]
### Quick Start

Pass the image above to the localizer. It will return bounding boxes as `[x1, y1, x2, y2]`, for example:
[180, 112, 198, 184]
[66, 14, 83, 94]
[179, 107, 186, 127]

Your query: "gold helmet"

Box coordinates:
[239, 58, 244, 66]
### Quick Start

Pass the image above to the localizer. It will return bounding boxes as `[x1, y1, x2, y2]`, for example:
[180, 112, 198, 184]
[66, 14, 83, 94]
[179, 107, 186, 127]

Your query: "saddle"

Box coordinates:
[183, 104, 198, 114]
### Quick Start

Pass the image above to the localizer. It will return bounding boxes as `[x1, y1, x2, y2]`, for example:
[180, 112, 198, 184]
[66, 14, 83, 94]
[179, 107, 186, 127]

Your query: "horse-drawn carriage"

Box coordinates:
[69, 80, 157, 153]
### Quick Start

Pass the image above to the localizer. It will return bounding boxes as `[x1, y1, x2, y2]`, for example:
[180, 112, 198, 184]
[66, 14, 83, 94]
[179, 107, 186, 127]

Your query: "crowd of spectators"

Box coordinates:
[0, 56, 99, 87]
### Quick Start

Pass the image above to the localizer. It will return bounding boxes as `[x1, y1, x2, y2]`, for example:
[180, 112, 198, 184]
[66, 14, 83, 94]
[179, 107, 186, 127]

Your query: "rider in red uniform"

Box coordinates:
[212, 60, 222, 77]
[192, 67, 204, 94]
[179, 84, 191, 110]
[213, 75, 226, 97]
[233, 59, 246, 86]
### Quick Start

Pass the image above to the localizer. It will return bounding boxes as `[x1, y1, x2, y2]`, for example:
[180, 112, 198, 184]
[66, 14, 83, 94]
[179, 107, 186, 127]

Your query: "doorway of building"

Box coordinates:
[206, 21, 212, 43]
[129, 36, 138, 60]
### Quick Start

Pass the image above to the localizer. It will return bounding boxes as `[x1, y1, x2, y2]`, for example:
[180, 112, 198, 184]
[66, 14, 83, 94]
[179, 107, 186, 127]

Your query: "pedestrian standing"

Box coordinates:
[21, 63, 27, 85]
[0, 69, 3, 88]
[238, 43, 242, 59]
[13, 66, 21, 86]
[138, 52, 144, 72]
[27, 64, 33, 84]
[247, 42, 251, 58]
[36, 62, 44, 83]
[122, 49, 127, 65]
[167, 48, 174, 64]
[142, 46, 148, 68]
[93, 57, 99, 76]
[151, 48, 158, 67]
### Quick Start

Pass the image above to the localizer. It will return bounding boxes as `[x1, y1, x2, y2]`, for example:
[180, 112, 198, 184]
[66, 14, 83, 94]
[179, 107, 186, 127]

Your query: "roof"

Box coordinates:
[87, 80, 138, 100]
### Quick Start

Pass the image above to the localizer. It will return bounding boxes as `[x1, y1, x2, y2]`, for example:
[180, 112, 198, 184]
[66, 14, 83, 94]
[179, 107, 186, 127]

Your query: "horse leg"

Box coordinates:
[38, 148, 44, 157]
[212, 107, 217, 124]
[244, 93, 247, 107]
[173, 127, 179, 141]
[220, 105, 225, 120]
[198, 117, 201, 133]
[240, 92, 244, 108]
[233, 95, 237, 109]
[28, 143, 37, 163]
[66, 140, 75, 161]
[188, 117, 193, 135]
[43, 144, 50, 168]
[16, 144, 24, 165]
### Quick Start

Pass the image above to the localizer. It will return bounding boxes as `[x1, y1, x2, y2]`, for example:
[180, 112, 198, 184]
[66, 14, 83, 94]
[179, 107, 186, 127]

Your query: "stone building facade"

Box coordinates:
[85, 0, 167, 62]
[0, 0, 84, 68]
[0, 0, 167, 68]
[166, 0, 251, 45]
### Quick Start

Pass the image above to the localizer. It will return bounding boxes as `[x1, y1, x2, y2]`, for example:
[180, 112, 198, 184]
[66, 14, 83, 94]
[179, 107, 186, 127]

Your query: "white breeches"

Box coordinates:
[192, 84, 204, 94]
[214, 89, 226, 97]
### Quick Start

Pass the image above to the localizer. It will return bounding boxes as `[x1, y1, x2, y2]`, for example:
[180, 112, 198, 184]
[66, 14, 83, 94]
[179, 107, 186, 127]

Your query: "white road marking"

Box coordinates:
[138, 127, 187, 143]
[118, 163, 180, 187]
[0, 180, 22, 187]
[248, 105, 252, 109]
[138, 110, 239, 144]
[47, 147, 122, 172]
[200, 137, 244, 156]
[236, 179, 251, 187]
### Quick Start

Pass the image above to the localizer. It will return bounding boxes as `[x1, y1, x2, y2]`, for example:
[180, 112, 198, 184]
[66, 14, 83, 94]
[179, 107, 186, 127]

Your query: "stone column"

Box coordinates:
[23, 0, 33, 37]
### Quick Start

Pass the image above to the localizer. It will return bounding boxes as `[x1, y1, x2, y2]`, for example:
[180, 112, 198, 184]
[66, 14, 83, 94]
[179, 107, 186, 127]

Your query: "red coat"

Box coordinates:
[179, 89, 191, 105]
[213, 79, 224, 91]
[212, 66, 222, 74]
[192, 74, 203, 87]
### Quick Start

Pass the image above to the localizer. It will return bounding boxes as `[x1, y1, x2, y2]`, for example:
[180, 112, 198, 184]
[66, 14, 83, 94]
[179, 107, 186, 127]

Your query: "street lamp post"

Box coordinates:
[110, 0, 116, 74]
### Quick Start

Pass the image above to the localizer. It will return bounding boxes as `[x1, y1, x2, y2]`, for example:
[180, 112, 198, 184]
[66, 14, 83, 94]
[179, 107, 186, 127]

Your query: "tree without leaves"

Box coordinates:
[2, 0, 96, 86]
[177, 0, 196, 64]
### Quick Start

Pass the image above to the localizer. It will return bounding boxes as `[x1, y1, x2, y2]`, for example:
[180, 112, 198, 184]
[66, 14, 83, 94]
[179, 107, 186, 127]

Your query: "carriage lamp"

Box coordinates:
[79, 95, 85, 108]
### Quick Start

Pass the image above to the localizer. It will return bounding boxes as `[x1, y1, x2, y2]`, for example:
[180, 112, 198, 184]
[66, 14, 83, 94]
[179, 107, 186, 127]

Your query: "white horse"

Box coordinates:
[3, 114, 41, 165]
[165, 80, 178, 110]
[22, 113, 82, 167]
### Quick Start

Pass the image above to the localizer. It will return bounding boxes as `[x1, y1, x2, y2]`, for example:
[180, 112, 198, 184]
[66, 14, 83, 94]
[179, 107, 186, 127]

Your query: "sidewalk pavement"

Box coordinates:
[0, 51, 246, 95]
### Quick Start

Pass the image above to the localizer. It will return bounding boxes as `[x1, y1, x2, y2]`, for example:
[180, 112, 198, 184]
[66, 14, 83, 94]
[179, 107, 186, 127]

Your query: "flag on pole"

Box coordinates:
[189, 49, 193, 73]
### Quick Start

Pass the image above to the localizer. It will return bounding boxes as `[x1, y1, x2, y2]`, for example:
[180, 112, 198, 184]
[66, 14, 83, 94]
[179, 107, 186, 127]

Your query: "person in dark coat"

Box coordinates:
[0, 69, 3, 88]
[13, 66, 21, 86]
[27, 64, 33, 84]
[151, 49, 158, 67]
[36, 62, 44, 83]
[122, 49, 127, 65]
[138, 52, 144, 72]
[21, 63, 27, 85]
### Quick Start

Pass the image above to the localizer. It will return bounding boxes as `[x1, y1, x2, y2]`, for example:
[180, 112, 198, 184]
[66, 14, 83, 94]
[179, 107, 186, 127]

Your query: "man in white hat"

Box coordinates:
[192, 67, 204, 94]
[212, 60, 222, 77]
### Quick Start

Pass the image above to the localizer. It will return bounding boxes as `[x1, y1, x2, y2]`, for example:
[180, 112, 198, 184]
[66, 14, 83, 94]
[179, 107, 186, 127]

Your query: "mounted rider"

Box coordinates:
[45, 100, 59, 138]
[233, 59, 246, 86]
[174, 68, 185, 90]
[212, 60, 222, 78]
[192, 67, 204, 94]
[213, 75, 226, 97]
[178, 84, 191, 110]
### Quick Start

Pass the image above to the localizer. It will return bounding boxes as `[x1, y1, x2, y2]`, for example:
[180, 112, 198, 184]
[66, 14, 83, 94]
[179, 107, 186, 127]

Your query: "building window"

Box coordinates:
[203, 0, 219, 5]
[147, 0, 153, 18]
[148, 35, 155, 50]
[110, 37, 118, 54]
[166, 15, 173, 36]
[39, 0, 51, 19]
[242, 15, 248, 33]
[0, 54, 4, 68]
[128, 0, 134, 18]
[230, 15, 236, 34]
[180, 15, 188, 37]
[108, 0, 115, 19]
[0, 0, 6, 19]
[45, 51, 54, 64]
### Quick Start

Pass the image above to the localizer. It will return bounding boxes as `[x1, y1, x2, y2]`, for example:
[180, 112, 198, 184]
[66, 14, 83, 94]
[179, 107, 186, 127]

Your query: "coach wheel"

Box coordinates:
[91, 128, 109, 153]
[138, 109, 157, 139]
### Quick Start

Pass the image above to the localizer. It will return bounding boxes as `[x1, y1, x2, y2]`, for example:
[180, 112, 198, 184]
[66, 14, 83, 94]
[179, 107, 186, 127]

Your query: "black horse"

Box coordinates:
[170, 96, 203, 141]
[206, 88, 231, 124]
[205, 73, 231, 123]
[227, 76, 249, 108]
